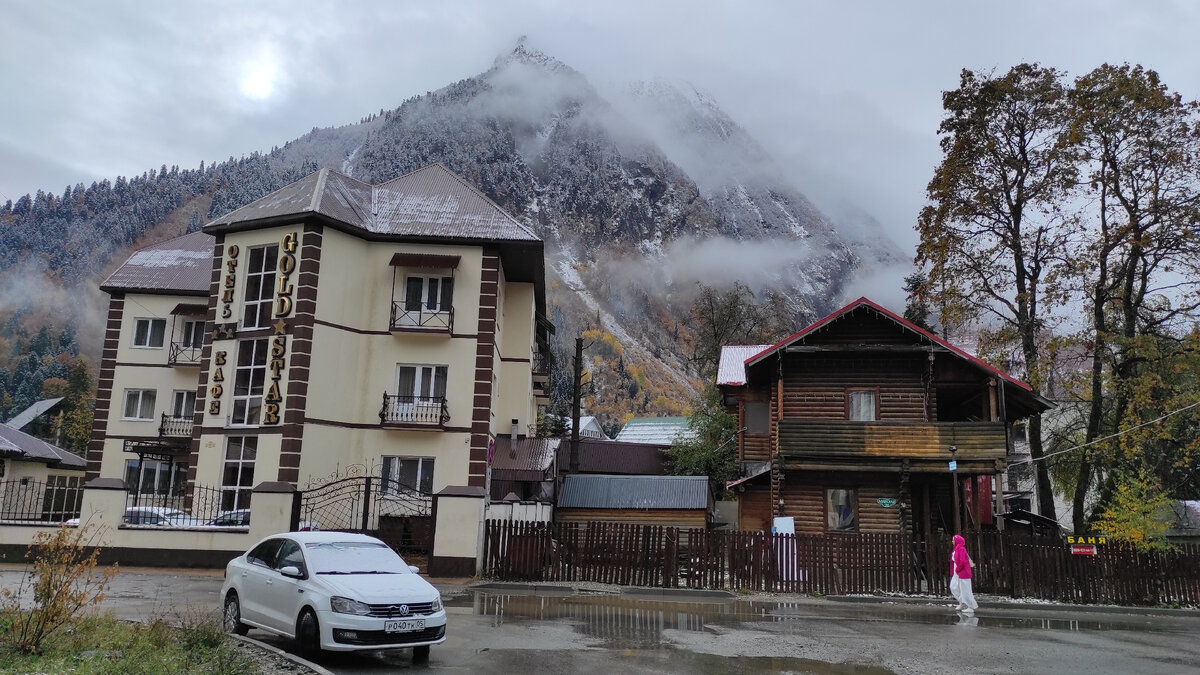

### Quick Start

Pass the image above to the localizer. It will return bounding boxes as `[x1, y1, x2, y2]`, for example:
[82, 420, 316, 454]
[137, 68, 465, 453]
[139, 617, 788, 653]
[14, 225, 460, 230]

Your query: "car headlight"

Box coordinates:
[431, 596, 442, 612]
[330, 596, 372, 615]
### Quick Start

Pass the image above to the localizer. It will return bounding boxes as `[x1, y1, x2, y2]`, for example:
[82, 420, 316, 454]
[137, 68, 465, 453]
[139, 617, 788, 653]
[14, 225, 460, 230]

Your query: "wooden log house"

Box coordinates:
[718, 297, 1052, 540]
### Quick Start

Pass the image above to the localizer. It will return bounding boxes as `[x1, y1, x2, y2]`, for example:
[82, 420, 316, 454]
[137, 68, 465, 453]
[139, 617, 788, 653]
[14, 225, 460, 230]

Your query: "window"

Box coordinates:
[133, 318, 166, 348]
[222, 437, 256, 511]
[382, 456, 435, 494]
[277, 539, 306, 574]
[124, 459, 187, 496]
[123, 389, 157, 420]
[826, 489, 857, 531]
[404, 275, 453, 314]
[180, 320, 205, 348]
[242, 245, 278, 329]
[745, 402, 769, 435]
[247, 538, 282, 567]
[172, 390, 196, 418]
[231, 339, 268, 426]
[847, 389, 877, 421]
[397, 364, 448, 400]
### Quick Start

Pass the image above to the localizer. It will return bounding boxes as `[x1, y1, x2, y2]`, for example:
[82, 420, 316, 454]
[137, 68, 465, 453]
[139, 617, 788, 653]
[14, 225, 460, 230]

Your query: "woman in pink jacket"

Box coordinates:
[950, 534, 978, 613]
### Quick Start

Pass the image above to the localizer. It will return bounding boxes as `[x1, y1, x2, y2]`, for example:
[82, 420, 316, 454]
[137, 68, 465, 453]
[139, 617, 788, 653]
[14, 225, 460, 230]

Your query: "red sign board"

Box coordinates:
[1070, 544, 1098, 556]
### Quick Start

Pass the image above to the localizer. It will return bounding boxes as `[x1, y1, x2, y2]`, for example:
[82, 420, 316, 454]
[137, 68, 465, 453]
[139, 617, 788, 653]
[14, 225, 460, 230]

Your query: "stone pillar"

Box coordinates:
[77, 477, 128, 532]
[429, 486, 486, 578]
[249, 481, 298, 540]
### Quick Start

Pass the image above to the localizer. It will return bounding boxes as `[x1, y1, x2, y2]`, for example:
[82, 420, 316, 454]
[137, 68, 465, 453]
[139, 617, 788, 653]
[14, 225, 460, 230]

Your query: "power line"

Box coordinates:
[1010, 399, 1200, 466]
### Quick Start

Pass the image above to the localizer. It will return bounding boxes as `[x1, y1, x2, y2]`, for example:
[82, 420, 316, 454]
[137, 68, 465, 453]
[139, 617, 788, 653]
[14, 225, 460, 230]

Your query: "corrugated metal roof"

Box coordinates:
[100, 231, 214, 294]
[558, 438, 668, 475]
[206, 164, 540, 243]
[0, 423, 86, 469]
[613, 417, 695, 445]
[717, 345, 771, 386]
[490, 437, 559, 474]
[6, 398, 64, 430]
[558, 474, 709, 510]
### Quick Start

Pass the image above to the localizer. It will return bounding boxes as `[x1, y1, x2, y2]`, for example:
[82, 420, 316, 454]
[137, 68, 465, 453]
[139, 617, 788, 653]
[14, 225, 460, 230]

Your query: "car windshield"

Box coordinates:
[304, 542, 410, 575]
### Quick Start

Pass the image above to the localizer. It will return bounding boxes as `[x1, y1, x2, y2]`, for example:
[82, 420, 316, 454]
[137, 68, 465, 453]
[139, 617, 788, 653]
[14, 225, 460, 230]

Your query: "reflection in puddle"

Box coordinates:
[449, 591, 1172, 643]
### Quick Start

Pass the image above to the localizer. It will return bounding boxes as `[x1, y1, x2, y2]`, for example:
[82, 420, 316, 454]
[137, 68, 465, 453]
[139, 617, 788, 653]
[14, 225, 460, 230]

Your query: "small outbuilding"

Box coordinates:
[556, 474, 710, 529]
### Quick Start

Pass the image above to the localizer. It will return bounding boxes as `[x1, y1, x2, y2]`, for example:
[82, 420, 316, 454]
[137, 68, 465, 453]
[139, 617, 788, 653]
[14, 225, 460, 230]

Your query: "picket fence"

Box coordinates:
[481, 520, 1200, 606]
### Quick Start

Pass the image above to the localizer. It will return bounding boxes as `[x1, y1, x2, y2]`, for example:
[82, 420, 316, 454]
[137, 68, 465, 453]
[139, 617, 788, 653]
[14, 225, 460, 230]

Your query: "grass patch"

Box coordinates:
[0, 612, 259, 674]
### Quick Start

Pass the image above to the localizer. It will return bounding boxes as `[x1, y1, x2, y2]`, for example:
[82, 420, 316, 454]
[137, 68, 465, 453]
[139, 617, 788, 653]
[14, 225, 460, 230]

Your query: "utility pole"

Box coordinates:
[569, 336, 582, 475]
[949, 445, 961, 533]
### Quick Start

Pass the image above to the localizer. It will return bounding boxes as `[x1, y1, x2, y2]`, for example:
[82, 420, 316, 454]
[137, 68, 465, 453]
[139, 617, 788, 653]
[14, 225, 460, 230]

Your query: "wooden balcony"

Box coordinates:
[778, 420, 1007, 470]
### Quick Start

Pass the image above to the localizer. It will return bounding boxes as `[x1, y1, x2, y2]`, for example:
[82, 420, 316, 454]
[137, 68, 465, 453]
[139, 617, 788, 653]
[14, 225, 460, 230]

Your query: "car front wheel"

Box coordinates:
[223, 593, 249, 636]
[296, 609, 322, 658]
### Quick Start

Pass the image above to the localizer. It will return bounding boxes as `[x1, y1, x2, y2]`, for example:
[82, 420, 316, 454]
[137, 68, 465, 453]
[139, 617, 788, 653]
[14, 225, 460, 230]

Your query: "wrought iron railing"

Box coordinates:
[159, 413, 194, 437]
[168, 342, 203, 366]
[532, 352, 552, 376]
[379, 394, 450, 426]
[0, 477, 83, 522]
[125, 483, 230, 525]
[389, 302, 453, 332]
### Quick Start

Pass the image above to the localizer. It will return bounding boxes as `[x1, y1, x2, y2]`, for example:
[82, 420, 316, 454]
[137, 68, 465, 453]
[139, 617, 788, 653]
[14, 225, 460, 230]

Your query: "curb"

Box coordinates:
[230, 633, 334, 675]
[825, 594, 1200, 617]
[470, 582, 735, 600]
[622, 587, 735, 600]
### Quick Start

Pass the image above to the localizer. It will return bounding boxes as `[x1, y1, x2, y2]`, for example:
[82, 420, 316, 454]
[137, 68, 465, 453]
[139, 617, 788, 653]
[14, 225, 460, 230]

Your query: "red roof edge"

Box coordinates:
[744, 297, 1033, 392]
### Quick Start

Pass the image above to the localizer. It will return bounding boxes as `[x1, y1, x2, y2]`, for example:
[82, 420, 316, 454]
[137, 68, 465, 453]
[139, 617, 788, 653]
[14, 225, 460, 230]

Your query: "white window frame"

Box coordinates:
[222, 437, 257, 511]
[230, 339, 268, 427]
[171, 390, 197, 418]
[242, 244, 278, 329]
[122, 389, 157, 420]
[180, 319, 205, 348]
[403, 274, 453, 313]
[396, 364, 449, 400]
[381, 456, 435, 495]
[132, 318, 166, 348]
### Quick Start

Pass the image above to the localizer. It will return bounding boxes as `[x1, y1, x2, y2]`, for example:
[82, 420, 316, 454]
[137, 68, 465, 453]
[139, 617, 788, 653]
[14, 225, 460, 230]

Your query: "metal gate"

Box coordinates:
[295, 477, 433, 555]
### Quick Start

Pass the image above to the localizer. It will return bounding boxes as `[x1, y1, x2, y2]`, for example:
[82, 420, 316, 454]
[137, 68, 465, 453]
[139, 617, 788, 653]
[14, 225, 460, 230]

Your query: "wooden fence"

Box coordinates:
[481, 520, 1200, 606]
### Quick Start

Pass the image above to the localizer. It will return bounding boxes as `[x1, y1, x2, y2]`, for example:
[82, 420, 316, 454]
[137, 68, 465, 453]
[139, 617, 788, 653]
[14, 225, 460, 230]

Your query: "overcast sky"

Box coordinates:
[2, 1, 1197, 257]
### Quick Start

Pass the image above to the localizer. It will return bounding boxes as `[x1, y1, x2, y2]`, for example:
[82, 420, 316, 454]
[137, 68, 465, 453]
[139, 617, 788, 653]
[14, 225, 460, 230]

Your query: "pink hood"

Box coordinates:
[952, 535, 972, 579]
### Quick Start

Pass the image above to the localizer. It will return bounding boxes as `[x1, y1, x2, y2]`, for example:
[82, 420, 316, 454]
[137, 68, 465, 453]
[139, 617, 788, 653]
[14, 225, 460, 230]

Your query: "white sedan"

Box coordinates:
[220, 531, 446, 660]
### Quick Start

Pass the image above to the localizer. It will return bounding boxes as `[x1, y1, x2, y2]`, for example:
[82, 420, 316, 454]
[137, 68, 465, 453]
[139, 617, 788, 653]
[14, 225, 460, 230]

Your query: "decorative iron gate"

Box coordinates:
[296, 477, 433, 554]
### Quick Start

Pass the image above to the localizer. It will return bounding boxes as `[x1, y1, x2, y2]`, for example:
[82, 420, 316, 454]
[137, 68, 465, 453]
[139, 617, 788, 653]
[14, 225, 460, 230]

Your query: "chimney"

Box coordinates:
[509, 418, 519, 458]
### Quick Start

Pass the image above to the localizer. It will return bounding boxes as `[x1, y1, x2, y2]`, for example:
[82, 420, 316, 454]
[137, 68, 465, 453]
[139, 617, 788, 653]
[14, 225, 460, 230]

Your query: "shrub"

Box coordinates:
[0, 524, 118, 654]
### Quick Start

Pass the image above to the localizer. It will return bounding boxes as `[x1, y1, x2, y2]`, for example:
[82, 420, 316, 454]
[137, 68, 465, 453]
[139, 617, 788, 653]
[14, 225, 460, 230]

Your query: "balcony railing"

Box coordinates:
[159, 413, 194, 437]
[168, 342, 203, 367]
[379, 394, 450, 426]
[778, 420, 1007, 462]
[532, 352, 552, 377]
[390, 302, 453, 333]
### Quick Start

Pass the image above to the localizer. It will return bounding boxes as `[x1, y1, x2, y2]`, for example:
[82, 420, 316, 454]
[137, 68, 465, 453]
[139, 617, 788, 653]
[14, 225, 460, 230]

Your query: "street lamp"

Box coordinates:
[949, 445, 960, 533]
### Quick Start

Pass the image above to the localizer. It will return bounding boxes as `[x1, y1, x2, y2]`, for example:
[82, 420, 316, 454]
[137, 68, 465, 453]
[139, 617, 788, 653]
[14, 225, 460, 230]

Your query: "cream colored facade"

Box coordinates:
[87, 166, 551, 523]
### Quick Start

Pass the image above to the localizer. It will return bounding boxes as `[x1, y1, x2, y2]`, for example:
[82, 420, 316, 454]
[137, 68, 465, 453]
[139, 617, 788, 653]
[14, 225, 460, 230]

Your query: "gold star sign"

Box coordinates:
[273, 319, 288, 335]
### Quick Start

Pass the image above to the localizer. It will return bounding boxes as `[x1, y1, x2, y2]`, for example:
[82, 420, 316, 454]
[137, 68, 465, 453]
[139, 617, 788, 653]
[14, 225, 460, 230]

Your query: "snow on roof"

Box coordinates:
[101, 231, 214, 294]
[6, 397, 64, 430]
[0, 423, 85, 469]
[558, 474, 709, 510]
[206, 164, 540, 243]
[717, 345, 771, 386]
[613, 417, 695, 445]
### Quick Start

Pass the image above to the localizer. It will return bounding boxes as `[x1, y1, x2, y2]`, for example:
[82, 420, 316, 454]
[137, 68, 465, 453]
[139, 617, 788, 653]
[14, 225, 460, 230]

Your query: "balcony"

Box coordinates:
[390, 302, 453, 334]
[168, 342, 203, 367]
[532, 352, 551, 383]
[777, 420, 1007, 469]
[159, 414, 194, 438]
[379, 394, 450, 427]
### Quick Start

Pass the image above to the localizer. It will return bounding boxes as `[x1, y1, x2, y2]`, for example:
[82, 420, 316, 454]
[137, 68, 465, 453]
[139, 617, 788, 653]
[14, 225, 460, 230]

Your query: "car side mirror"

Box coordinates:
[408, 565, 420, 574]
[280, 565, 305, 578]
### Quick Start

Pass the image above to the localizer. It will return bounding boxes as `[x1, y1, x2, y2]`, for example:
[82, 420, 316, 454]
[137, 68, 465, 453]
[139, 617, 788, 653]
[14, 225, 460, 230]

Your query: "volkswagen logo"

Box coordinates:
[397, 604, 409, 616]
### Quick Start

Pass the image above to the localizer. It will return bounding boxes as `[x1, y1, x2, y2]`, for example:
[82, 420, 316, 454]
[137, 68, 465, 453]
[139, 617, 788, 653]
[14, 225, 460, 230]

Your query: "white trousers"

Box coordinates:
[952, 576, 978, 610]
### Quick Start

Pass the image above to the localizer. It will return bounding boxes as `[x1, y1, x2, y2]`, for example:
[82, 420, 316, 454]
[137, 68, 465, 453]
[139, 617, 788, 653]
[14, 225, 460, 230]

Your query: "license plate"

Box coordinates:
[384, 619, 425, 633]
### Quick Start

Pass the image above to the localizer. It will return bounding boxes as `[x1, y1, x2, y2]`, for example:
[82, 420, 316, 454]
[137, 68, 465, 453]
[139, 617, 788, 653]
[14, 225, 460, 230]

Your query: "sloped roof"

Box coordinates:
[0, 423, 86, 470]
[557, 438, 669, 475]
[6, 397, 64, 430]
[100, 230, 214, 294]
[205, 164, 540, 243]
[718, 345, 771, 386]
[613, 417, 695, 444]
[1166, 500, 1200, 538]
[558, 474, 709, 510]
[490, 437, 559, 481]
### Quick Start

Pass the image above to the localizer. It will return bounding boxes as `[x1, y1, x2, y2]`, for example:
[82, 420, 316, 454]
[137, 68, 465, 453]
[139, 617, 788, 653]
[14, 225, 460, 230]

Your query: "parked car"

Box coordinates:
[206, 509, 320, 531]
[220, 531, 445, 659]
[66, 506, 200, 527]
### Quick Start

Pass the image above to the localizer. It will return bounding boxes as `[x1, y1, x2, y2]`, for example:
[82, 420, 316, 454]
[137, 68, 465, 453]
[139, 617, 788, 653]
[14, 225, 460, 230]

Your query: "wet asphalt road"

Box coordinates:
[2, 565, 1198, 674]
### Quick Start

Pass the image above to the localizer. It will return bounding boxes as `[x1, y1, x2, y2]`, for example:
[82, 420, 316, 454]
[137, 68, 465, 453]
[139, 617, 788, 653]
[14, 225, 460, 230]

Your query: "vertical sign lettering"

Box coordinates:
[221, 245, 239, 319]
[275, 232, 297, 318]
[208, 350, 227, 415]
